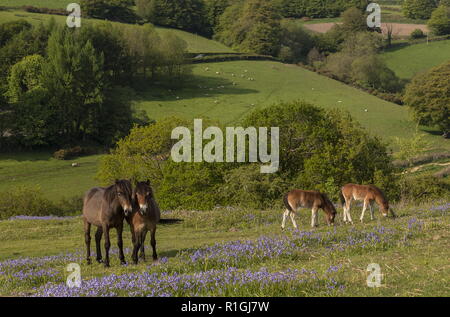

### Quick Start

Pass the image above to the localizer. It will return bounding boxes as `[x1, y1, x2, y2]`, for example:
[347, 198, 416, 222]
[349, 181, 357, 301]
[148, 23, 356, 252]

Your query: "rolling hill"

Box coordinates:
[381, 40, 450, 79]
[0, 8, 448, 202]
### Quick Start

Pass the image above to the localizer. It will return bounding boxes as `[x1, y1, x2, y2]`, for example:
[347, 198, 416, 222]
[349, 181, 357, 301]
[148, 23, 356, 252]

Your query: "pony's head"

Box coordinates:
[324, 196, 337, 225]
[133, 180, 153, 216]
[114, 179, 133, 216]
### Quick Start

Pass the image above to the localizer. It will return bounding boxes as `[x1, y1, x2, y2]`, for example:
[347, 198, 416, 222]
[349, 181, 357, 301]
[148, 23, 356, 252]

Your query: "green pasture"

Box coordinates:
[381, 40, 450, 79]
[0, 201, 449, 296]
[137, 60, 448, 151]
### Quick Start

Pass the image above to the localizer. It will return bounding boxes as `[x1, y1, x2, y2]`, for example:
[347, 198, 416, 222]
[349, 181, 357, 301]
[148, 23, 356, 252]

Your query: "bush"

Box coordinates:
[398, 175, 450, 202]
[98, 101, 396, 210]
[0, 186, 61, 220]
[403, 60, 450, 138]
[403, 0, 437, 20]
[53, 146, 85, 160]
[410, 28, 425, 39]
[427, 5, 450, 35]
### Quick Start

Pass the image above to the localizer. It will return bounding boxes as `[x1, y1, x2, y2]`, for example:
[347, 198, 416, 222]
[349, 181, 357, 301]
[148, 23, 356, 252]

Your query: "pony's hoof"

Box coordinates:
[103, 262, 110, 268]
[152, 259, 160, 265]
[86, 259, 92, 265]
[96, 258, 103, 263]
[120, 260, 127, 266]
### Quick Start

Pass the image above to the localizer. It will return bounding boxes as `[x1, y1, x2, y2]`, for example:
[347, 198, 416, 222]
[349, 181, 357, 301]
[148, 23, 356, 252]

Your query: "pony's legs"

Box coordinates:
[132, 230, 140, 264]
[84, 220, 91, 265]
[103, 225, 111, 267]
[116, 224, 126, 265]
[139, 231, 148, 260]
[95, 227, 103, 263]
[150, 228, 157, 261]
[369, 201, 374, 220]
[281, 209, 289, 229]
[344, 198, 353, 224]
[289, 212, 298, 229]
[311, 207, 318, 228]
[360, 200, 368, 223]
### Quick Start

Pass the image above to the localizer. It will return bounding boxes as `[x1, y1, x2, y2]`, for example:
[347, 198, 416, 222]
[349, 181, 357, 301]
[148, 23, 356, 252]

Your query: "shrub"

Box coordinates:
[428, 5, 450, 35]
[403, 60, 450, 138]
[0, 186, 61, 220]
[402, 0, 437, 20]
[398, 175, 450, 202]
[53, 146, 84, 160]
[410, 28, 425, 39]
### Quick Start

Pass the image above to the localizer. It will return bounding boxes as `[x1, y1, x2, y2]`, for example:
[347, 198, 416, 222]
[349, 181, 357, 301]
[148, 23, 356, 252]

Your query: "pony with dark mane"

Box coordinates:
[127, 180, 161, 264]
[282, 189, 337, 229]
[82, 179, 133, 267]
[340, 183, 396, 224]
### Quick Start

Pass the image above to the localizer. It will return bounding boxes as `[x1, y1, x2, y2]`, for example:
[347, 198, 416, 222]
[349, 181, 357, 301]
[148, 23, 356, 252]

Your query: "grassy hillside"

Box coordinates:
[137, 60, 448, 150]
[0, 0, 67, 8]
[381, 40, 450, 79]
[0, 9, 234, 53]
[0, 152, 101, 200]
[0, 201, 449, 296]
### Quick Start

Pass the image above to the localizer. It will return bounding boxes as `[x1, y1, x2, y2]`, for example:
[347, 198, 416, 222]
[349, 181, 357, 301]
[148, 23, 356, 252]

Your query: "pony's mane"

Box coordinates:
[104, 180, 132, 204]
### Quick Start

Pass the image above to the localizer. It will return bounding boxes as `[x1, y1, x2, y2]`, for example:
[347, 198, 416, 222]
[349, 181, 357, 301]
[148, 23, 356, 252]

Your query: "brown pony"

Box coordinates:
[82, 179, 133, 267]
[282, 189, 337, 229]
[127, 181, 161, 264]
[340, 183, 396, 224]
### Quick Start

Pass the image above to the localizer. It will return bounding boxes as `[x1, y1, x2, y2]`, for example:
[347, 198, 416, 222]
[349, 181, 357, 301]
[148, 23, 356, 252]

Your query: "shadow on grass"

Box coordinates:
[159, 218, 183, 225]
[134, 75, 258, 103]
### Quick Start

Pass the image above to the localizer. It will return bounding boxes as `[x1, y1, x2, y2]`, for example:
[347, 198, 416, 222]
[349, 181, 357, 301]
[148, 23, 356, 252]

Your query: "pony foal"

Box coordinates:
[282, 189, 336, 229]
[127, 181, 161, 264]
[340, 183, 396, 224]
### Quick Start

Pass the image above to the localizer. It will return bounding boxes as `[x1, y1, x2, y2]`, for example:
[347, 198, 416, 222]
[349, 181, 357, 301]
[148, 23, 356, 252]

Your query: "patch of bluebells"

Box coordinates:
[33, 266, 343, 297]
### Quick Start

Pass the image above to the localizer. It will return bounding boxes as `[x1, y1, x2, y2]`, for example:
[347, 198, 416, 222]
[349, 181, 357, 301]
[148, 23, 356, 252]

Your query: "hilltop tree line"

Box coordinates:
[0, 19, 190, 149]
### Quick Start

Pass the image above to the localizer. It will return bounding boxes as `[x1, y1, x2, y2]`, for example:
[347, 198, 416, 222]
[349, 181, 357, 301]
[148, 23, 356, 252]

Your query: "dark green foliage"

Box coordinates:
[276, 0, 369, 18]
[428, 5, 450, 35]
[410, 28, 426, 39]
[80, 0, 138, 23]
[98, 101, 396, 209]
[324, 32, 403, 93]
[136, 0, 209, 35]
[0, 186, 83, 219]
[398, 175, 450, 201]
[0, 20, 31, 47]
[278, 20, 315, 63]
[402, 0, 437, 19]
[214, 0, 282, 55]
[403, 60, 450, 138]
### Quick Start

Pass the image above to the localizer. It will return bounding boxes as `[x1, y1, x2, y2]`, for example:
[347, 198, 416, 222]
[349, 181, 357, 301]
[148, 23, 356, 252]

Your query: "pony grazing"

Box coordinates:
[340, 183, 396, 224]
[127, 180, 161, 264]
[282, 189, 337, 229]
[82, 179, 133, 267]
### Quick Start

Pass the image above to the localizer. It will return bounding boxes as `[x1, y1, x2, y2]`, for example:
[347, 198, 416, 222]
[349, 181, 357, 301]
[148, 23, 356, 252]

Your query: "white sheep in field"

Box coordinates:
[71, 163, 79, 167]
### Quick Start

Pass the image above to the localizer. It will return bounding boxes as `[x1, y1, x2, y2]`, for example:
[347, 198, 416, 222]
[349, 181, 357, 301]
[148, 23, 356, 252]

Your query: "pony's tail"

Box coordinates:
[339, 191, 346, 207]
[283, 193, 293, 212]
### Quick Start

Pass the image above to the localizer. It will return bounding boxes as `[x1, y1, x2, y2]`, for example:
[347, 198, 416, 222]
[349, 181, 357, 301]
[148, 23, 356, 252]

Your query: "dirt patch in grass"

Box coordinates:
[304, 22, 429, 36]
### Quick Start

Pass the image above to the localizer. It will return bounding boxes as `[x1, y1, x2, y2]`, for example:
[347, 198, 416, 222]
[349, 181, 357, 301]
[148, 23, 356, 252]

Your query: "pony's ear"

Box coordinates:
[115, 179, 119, 184]
[146, 180, 150, 185]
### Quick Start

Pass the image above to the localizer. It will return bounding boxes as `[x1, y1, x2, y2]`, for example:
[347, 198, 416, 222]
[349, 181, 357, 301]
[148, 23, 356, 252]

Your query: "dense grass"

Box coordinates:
[0, 201, 448, 296]
[381, 40, 450, 79]
[0, 9, 234, 53]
